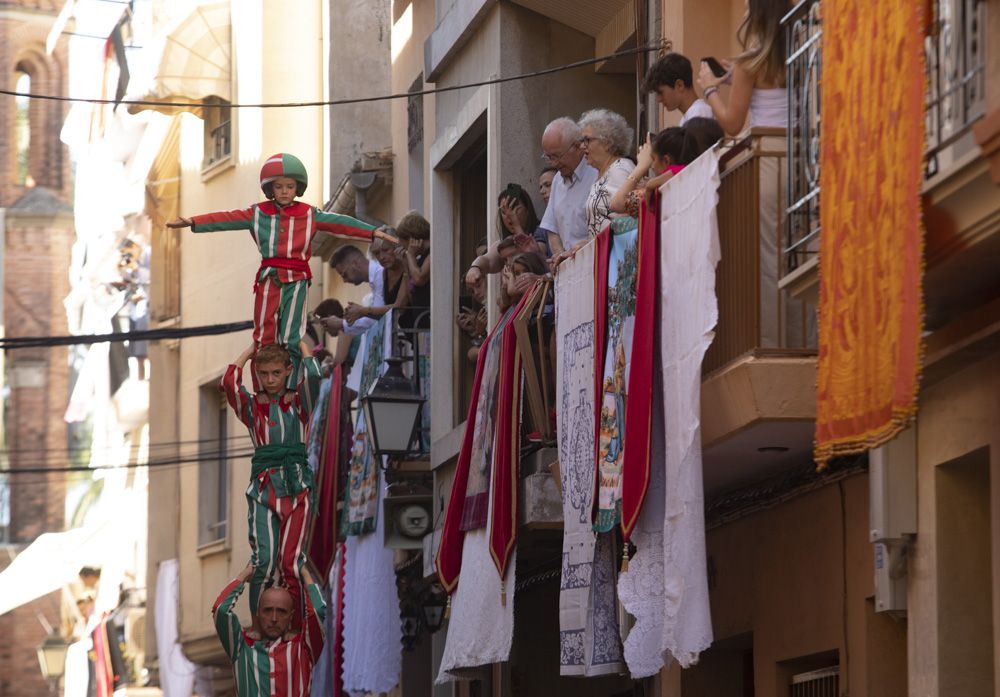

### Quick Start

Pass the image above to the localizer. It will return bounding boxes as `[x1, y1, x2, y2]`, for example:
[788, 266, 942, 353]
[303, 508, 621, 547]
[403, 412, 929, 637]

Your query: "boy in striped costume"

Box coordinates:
[168, 153, 392, 378]
[213, 562, 325, 697]
[221, 342, 322, 618]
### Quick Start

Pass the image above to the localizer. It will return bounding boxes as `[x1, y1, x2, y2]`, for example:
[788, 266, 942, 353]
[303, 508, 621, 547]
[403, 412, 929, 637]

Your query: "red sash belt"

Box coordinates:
[260, 257, 312, 280]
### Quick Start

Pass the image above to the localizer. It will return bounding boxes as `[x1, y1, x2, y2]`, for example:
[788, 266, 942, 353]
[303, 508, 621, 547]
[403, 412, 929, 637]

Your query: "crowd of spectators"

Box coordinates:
[309, 0, 788, 373]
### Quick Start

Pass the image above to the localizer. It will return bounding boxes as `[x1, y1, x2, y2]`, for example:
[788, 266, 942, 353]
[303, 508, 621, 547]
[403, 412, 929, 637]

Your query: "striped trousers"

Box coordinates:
[252, 276, 309, 389]
[245, 471, 312, 620]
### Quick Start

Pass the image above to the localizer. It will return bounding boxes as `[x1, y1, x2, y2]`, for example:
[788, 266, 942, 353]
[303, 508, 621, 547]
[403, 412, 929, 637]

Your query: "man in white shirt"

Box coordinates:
[539, 117, 599, 258]
[324, 244, 384, 336]
[643, 53, 717, 126]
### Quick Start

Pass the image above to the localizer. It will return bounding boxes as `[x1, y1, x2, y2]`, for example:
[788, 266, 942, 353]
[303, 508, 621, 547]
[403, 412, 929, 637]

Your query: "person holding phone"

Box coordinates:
[696, 0, 789, 136]
[642, 52, 716, 125]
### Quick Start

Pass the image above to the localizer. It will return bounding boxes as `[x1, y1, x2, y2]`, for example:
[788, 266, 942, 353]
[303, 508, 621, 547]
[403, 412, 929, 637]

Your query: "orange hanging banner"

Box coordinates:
[814, 0, 926, 467]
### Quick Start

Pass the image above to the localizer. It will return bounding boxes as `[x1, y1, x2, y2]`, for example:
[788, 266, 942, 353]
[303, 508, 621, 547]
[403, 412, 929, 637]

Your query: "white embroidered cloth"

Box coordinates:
[554, 241, 625, 676]
[341, 487, 402, 695]
[436, 529, 516, 682]
[618, 149, 718, 677]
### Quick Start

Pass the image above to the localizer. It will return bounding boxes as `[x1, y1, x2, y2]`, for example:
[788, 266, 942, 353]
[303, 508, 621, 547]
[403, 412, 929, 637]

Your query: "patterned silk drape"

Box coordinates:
[815, 0, 925, 466]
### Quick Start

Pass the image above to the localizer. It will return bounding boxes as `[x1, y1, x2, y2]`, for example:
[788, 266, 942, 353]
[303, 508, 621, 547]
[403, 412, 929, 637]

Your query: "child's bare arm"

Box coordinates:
[166, 217, 193, 228]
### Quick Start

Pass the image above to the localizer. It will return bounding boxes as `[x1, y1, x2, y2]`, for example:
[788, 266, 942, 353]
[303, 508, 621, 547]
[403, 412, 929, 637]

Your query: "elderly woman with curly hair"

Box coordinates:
[579, 108, 635, 237]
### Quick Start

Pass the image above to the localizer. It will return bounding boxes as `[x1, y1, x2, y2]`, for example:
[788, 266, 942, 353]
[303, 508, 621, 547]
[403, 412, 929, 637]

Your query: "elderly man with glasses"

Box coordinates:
[538, 117, 598, 266]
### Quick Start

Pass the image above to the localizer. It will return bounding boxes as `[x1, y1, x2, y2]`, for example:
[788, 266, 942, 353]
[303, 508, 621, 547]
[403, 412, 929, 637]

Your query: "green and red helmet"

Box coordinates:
[260, 153, 308, 198]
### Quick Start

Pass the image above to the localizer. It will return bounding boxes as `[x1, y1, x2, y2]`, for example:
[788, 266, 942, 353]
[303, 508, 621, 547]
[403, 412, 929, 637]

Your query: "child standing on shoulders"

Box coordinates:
[167, 153, 394, 378]
[220, 341, 323, 621]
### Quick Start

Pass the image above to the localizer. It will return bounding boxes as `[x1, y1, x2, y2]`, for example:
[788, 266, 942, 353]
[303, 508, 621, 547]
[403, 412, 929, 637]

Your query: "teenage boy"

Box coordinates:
[220, 341, 322, 618]
[642, 53, 716, 125]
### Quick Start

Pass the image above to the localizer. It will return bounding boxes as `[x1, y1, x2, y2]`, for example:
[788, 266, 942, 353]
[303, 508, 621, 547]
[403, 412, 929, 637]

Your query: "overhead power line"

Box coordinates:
[0, 43, 666, 110]
[0, 320, 252, 350]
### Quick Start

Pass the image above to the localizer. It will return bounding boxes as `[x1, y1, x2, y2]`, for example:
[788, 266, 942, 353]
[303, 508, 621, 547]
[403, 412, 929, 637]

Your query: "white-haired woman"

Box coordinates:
[578, 108, 635, 238]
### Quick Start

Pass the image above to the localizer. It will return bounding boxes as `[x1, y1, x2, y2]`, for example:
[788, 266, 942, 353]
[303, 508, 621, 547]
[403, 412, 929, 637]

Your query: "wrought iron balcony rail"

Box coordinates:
[782, 0, 987, 272]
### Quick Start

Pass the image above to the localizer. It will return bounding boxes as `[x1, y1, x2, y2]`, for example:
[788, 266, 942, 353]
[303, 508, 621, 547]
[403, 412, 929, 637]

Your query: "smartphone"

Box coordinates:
[703, 57, 727, 78]
[459, 295, 481, 313]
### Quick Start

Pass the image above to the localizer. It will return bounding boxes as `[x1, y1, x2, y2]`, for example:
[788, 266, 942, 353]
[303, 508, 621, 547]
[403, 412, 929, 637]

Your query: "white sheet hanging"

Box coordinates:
[340, 487, 401, 695]
[154, 559, 197, 697]
[618, 148, 719, 677]
[436, 529, 516, 682]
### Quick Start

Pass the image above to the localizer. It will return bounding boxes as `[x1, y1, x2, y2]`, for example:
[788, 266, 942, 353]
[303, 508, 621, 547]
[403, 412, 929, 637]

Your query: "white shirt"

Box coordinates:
[680, 98, 714, 125]
[539, 157, 599, 250]
[343, 260, 384, 336]
[585, 158, 633, 238]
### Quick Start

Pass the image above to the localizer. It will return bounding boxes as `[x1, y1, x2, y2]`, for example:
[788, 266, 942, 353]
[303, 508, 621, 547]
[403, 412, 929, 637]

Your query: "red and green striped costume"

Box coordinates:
[221, 357, 322, 616]
[213, 576, 326, 697]
[192, 201, 376, 367]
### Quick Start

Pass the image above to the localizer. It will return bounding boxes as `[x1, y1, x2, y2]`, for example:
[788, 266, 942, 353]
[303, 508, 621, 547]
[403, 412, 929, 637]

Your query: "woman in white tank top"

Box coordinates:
[695, 0, 789, 136]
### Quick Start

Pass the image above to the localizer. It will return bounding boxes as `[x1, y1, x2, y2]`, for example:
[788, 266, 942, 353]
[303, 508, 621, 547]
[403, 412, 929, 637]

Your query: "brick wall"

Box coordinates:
[0, 4, 70, 207]
[0, 3, 74, 695]
[0, 559, 61, 697]
[4, 214, 72, 541]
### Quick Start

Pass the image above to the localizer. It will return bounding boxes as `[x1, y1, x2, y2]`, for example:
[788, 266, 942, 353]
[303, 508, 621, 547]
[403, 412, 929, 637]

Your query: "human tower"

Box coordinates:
[168, 153, 388, 696]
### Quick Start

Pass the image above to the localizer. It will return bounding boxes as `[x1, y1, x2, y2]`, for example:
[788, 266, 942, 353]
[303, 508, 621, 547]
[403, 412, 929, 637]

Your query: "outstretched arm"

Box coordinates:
[166, 217, 193, 228]
[313, 210, 389, 242]
[180, 208, 257, 233]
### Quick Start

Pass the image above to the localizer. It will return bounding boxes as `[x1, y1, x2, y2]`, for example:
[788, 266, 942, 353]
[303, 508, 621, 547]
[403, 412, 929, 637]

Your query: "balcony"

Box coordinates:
[701, 129, 819, 494]
[781, 0, 999, 340]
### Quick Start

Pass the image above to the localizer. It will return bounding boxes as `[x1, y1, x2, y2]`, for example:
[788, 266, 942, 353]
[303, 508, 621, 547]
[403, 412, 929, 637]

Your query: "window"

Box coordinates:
[453, 137, 488, 422]
[198, 384, 229, 546]
[14, 71, 30, 185]
[202, 97, 232, 170]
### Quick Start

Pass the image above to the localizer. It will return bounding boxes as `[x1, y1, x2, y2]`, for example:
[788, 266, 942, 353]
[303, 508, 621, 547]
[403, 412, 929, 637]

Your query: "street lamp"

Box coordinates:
[362, 356, 424, 458]
[421, 585, 447, 634]
[36, 630, 69, 682]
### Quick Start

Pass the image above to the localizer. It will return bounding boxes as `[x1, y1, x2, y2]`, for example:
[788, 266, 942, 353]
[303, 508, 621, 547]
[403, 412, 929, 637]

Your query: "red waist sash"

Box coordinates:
[259, 257, 312, 280]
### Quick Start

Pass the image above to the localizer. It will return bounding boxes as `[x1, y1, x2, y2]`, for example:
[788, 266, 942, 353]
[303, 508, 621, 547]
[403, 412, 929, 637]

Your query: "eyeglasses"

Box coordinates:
[578, 135, 600, 148]
[540, 141, 578, 163]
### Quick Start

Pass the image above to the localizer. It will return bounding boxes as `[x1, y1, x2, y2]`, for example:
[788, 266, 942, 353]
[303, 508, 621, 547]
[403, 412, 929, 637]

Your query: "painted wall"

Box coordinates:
[909, 352, 1000, 697]
[679, 473, 883, 696]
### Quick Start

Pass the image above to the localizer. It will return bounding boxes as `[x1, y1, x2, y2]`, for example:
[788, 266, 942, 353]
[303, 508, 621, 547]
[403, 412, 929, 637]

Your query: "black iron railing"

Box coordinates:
[925, 0, 987, 177]
[783, 0, 822, 273]
[782, 0, 987, 271]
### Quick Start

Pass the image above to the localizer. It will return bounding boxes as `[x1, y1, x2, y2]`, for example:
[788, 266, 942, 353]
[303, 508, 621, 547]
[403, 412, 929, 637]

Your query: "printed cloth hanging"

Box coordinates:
[436, 290, 534, 594]
[308, 367, 343, 580]
[618, 150, 718, 677]
[814, 0, 925, 466]
[554, 240, 625, 676]
[461, 307, 515, 530]
[342, 315, 390, 536]
[593, 219, 639, 533]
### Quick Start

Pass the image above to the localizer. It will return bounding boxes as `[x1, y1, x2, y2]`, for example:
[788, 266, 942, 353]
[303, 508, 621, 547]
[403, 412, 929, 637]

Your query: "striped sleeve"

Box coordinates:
[312, 209, 376, 240]
[212, 578, 246, 662]
[296, 357, 323, 418]
[302, 581, 327, 662]
[220, 365, 254, 429]
[191, 207, 256, 233]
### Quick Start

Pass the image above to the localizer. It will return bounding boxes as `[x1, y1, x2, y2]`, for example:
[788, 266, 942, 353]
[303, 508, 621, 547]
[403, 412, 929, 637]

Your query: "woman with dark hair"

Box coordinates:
[465, 183, 548, 290]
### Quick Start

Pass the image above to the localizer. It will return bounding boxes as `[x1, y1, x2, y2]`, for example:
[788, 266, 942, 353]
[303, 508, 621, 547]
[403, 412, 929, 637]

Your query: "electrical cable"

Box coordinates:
[0, 447, 256, 477]
[0, 43, 666, 110]
[0, 320, 253, 350]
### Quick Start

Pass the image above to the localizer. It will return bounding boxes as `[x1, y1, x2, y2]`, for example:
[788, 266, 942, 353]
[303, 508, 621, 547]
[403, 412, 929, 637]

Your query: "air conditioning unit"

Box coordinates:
[869, 426, 917, 543]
